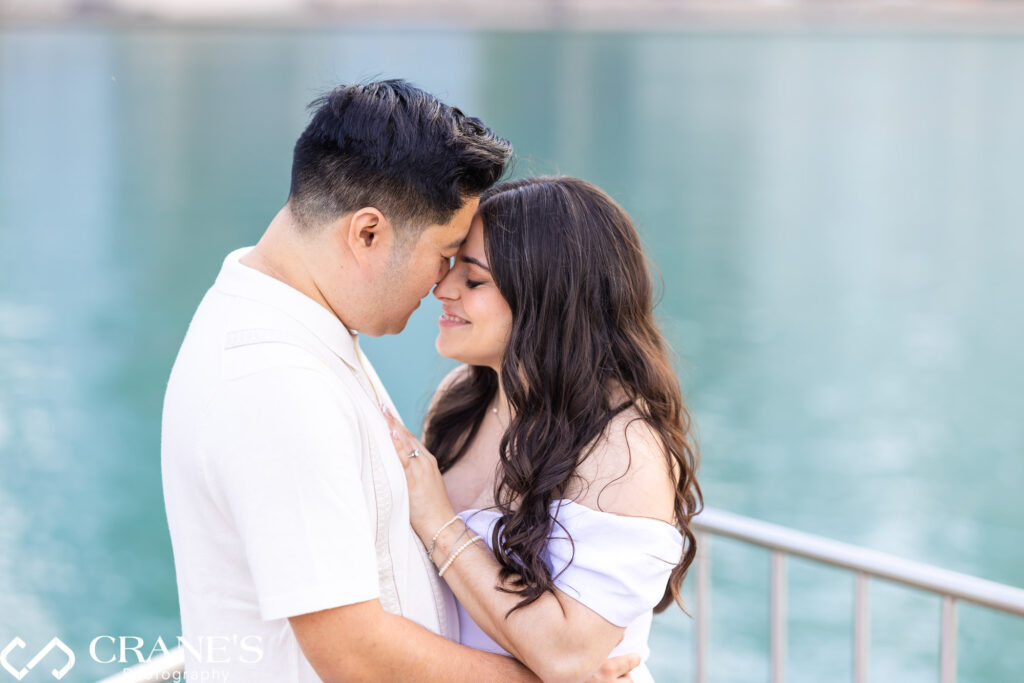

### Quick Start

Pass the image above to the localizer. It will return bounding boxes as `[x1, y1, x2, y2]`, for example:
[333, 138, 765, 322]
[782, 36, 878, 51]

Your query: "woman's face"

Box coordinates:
[433, 214, 512, 370]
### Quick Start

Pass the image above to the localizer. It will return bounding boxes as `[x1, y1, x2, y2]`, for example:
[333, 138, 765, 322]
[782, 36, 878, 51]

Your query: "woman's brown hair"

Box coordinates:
[424, 176, 702, 615]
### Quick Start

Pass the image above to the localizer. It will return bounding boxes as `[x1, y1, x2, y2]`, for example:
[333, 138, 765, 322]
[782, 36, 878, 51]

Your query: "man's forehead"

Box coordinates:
[427, 196, 478, 248]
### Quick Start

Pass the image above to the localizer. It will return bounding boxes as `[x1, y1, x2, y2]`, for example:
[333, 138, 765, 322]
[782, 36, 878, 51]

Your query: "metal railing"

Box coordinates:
[690, 507, 1024, 683]
[100, 507, 1024, 683]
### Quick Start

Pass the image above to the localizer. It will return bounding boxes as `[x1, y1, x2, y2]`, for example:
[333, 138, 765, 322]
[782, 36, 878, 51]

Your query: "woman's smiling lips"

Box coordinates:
[439, 308, 470, 327]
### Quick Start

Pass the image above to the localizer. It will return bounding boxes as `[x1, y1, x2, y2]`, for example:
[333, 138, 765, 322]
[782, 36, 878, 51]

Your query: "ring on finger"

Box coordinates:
[408, 448, 421, 459]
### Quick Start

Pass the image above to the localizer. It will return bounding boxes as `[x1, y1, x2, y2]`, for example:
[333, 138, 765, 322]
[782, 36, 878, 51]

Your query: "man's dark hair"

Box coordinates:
[289, 80, 512, 233]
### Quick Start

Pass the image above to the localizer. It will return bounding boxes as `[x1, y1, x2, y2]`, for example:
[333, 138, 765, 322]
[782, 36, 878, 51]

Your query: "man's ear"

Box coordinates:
[342, 207, 394, 265]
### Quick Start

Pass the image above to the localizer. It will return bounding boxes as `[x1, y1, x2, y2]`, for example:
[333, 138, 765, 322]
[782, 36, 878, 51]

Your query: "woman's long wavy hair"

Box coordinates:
[424, 176, 702, 615]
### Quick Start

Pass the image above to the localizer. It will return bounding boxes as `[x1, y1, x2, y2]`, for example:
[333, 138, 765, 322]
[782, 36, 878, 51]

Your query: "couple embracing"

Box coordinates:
[161, 79, 702, 683]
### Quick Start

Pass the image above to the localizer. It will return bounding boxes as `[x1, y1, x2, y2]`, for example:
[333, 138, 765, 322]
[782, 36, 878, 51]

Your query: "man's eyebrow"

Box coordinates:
[461, 255, 491, 272]
[444, 237, 467, 250]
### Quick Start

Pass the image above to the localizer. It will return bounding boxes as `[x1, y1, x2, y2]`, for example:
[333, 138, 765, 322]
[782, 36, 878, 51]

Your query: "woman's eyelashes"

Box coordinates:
[466, 279, 484, 289]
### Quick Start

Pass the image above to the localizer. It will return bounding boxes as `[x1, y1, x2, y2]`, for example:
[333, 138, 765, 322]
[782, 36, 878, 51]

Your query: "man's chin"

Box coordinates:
[371, 304, 419, 336]
[358, 318, 402, 337]
[386, 312, 415, 336]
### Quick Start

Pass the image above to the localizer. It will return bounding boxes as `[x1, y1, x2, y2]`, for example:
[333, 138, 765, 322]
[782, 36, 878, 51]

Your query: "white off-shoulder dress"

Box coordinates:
[455, 499, 683, 683]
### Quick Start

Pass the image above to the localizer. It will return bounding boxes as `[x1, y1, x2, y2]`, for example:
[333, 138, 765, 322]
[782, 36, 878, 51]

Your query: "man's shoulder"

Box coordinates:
[220, 328, 334, 381]
[195, 286, 329, 363]
[170, 291, 351, 409]
[197, 283, 308, 336]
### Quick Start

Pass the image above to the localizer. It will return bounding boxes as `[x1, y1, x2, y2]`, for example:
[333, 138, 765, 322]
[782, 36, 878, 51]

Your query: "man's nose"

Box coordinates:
[436, 257, 452, 283]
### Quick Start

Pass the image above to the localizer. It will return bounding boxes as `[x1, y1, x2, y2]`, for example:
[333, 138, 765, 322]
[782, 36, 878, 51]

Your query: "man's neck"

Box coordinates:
[240, 206, 355, 331]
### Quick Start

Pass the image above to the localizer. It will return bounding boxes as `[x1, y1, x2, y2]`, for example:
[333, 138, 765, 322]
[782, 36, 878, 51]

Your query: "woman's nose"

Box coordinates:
[433, 267, 458, 301]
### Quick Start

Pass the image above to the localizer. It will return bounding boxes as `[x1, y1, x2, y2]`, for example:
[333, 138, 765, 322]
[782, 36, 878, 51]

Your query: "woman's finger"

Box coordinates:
[386, 415, 415, 450]
[383, 409, 415, 445]
[387, 423, 415, 462]
[379, 408, 438, 474]
[600, 654, 640, 680]
[391, 430, 415, 458]
[381, 405, 398, 430]
[386, 420, 429, 471]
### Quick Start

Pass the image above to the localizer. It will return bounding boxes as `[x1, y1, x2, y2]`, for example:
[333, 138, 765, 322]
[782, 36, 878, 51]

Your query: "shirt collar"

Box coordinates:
[213, 246, 362, 372]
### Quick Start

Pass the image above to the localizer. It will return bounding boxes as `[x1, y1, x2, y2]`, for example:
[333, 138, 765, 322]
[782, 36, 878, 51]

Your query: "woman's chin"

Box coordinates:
[435, 335, 459, 361]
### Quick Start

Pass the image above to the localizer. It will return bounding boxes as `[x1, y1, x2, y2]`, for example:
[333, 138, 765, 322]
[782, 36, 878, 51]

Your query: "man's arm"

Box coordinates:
[289, 598, 536, 682]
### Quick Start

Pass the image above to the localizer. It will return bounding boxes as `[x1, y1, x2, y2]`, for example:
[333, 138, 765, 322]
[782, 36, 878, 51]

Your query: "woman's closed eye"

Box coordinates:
[466, 279, 484, 289]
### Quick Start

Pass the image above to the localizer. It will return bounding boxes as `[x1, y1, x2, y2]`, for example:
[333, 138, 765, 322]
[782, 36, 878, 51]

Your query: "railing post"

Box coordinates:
[771, 551, 787, 683]
[854, 571, 870, 683]
[695, 530, 710, 683]
[940, 596, 957, 683]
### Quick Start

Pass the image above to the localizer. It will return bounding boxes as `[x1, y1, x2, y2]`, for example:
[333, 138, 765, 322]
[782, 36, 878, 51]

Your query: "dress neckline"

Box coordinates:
[458, 498, 681, 535]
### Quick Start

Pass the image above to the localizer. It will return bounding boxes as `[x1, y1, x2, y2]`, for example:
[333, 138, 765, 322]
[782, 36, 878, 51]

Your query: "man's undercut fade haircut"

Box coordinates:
[289, 79, 513, 234]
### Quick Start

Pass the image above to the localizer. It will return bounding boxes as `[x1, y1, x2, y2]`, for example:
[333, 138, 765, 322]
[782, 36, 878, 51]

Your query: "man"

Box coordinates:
[162, 80, 640, 681]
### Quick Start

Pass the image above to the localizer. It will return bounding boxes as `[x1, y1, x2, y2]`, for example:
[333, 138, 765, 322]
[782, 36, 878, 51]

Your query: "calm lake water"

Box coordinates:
[1, 27, 1022, 682]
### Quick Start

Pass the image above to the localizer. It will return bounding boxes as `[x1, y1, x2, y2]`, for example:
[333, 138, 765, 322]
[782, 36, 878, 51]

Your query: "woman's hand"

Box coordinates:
[383, 408, 457, 546]
[585, 654, 642, 682]
[385, 409, 643, 683]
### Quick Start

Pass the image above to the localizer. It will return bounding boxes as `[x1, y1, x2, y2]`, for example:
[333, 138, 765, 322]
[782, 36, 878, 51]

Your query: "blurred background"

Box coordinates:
[1, 1, 1023, 681]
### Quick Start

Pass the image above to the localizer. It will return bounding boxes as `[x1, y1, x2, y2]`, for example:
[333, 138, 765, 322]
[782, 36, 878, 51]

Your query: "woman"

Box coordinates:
[385, 176, 702, 683]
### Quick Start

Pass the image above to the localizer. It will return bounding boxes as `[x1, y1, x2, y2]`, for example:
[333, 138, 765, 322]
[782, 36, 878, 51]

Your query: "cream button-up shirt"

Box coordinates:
[162, 247, 458, 682]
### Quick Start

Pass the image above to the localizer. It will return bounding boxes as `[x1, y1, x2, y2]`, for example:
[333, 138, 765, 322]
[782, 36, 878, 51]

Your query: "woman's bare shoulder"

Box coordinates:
[567, 408, 678, 525]
[427, 364, 472, 412]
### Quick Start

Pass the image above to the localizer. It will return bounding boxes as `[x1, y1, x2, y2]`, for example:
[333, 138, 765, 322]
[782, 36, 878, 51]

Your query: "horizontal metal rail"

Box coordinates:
[692, 507, 1024, 617]
[690, 507, 1024, 683]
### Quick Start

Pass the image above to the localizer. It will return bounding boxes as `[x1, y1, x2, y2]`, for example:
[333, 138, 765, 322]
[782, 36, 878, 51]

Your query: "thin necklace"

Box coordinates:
[490, 397, 508, 428]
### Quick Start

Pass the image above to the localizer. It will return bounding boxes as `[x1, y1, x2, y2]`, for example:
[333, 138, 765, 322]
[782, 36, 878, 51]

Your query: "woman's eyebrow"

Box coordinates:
[461, 255, 491, 272]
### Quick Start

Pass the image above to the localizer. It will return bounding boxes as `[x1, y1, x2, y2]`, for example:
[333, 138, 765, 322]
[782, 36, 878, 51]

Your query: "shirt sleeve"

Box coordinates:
[200, 362, 379, 621]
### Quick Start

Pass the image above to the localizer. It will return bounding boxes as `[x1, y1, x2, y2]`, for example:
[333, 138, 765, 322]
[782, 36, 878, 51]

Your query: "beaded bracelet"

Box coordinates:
[441, 525, 471, 561]
[438, 535, 482, 578]
[428, 515, 462, 558]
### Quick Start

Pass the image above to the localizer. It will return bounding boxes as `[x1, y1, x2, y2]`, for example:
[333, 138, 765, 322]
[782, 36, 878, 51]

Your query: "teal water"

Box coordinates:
[1, 28, 1022, 682]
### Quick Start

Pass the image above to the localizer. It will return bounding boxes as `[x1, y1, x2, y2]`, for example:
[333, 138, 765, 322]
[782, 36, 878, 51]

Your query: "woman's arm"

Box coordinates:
[427, 516, 625, 683]
[385, 410, 665, 683]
